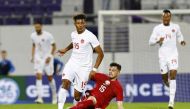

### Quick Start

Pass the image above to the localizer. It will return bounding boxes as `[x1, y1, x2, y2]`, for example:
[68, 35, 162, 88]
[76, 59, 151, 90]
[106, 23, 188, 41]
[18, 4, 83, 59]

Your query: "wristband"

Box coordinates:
[92, 68, 98, 72]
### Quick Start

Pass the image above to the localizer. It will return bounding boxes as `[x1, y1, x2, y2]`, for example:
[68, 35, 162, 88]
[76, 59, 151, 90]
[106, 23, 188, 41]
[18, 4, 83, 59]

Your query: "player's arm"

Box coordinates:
[117, 101, 124, 109]
[115, 83, 124, 109]
[89, 72, 107, 82]
[51, 43, 56, 56]
[176, 25, 186, 46]
[93, 45, 104, 70]
[149, 27, 163, 46]
[57, 43, 73, 56]
[31, 43, 35, 63]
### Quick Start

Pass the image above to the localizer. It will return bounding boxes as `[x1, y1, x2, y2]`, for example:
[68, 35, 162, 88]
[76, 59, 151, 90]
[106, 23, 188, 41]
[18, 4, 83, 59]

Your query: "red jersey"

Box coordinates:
[90, 73, 123, 108]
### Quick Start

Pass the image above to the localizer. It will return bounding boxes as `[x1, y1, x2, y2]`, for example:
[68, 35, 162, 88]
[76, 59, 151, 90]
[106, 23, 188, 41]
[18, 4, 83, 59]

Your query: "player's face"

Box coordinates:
[162, 12, 171, 26]
[74, 19, 86, 34]
[109, 66, 120, 79]
[34, 24, 42, 35]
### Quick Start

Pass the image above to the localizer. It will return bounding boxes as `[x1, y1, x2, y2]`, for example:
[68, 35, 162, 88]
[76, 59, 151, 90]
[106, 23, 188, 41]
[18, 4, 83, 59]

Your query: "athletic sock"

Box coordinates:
[36, 79, 42, 99]
[169, 80, 176, 107]
[58, 88, 67, 109]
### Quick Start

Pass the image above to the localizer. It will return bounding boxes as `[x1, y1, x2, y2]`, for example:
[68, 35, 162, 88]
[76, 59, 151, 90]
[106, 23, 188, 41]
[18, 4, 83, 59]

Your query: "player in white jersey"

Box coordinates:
[31, 21, 57, 104]
[149, 9, 186, 109]
[57, 14, 104, 109]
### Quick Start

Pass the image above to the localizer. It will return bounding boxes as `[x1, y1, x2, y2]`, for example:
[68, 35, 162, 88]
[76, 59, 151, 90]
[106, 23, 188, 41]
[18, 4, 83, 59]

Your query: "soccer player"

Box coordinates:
[57, 14, 104, 109]
[69, 62, 124, 109]
[31, 21, 57, 104]
[149, 9, 186, 109]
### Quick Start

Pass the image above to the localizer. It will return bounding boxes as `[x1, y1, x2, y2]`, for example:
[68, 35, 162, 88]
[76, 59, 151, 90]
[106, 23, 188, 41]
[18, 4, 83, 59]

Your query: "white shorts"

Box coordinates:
[159, 57, 178, 74]
[34, 56, 54, 76]
[62, 61, 91, 92]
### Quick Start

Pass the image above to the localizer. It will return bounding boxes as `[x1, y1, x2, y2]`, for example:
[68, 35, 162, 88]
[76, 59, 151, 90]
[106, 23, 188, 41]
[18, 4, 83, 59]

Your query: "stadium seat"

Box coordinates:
[34, 17, 52, 24]
[0, 6, 12, 16]
[5, 17, 30, 25]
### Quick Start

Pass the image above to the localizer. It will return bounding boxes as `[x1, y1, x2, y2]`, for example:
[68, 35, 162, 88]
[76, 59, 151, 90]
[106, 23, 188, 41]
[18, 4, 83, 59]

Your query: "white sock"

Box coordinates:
[49, 78, 57, 100]
[73, 99, 79, 105]
[58, 88, 67, 109]
[36, 79, 42, 99]
[169, 80, 176, 107]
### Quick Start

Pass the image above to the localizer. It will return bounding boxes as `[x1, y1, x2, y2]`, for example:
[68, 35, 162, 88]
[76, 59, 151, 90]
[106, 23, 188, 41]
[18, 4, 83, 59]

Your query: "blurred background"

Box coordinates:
[0, 0, 190, 106]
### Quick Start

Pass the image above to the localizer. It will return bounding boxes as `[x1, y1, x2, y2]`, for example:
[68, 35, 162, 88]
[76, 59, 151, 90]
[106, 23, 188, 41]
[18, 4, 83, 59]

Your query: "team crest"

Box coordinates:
[105, 80, 110, 86]
[81, 39, 84, 44]
[172, 29, 175, 32]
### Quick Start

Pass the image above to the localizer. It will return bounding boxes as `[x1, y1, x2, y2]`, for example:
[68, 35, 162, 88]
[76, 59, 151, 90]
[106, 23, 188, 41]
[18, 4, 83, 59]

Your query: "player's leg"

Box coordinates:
[70, 96, 96, 109]
[58, 62, 75, 109]
[34, 59, 44, 103]
[73, 67, 91, 104]
[159, 58, 169, 87]
[45, 58, 57, 104]
[162, 73, 169, 87]
[168, 58, 178, 109]
[73, 89, 82, 104]
[47, 75, 57, 104]
[58, 79, 71, 109]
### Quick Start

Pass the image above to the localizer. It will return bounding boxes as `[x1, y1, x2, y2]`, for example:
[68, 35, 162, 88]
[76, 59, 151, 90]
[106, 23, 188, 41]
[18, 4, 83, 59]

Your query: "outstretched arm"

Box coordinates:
[51, 43, 56, 56]
[57, 43, 73, 56]
[93, 45, 104, 70]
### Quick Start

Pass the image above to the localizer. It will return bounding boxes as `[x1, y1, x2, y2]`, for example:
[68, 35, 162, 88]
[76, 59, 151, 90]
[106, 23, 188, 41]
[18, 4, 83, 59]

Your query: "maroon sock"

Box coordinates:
[70, 100, 94, 109]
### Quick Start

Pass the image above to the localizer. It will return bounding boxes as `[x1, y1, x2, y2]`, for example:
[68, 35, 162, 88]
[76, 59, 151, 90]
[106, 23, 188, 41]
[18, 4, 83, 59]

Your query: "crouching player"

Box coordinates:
[69, 62, 124, 109]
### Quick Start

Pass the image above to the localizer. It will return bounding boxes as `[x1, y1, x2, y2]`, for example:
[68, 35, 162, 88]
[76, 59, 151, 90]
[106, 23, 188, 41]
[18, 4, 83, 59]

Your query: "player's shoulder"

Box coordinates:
[154, 23, 163, 29]
[71, 30, 78, 37]
[114, 80, 123, 88]
[170, 22, 180, 28]
[85, 29, 96, 36]
[43, 31, 52, 36]
[31, 32, 36, 38]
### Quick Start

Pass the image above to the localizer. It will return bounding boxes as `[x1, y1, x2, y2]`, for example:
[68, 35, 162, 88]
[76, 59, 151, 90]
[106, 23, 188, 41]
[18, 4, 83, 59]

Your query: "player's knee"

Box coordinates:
[170, 76, 176, 80]
[47, 76, 53, 81]
[62, 79, 71, 90]
[36, 73, 42, 80]
[74, 96, 80, 101]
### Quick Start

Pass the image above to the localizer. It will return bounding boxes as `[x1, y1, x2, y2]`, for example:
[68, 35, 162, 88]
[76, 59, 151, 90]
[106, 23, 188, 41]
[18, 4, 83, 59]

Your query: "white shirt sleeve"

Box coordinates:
[30, 34, 35, 43]
[176, 24, 184, 43]
[48, 33, 55, 44]
[149, 26, 159, 46]
[89, 34, 100, 48]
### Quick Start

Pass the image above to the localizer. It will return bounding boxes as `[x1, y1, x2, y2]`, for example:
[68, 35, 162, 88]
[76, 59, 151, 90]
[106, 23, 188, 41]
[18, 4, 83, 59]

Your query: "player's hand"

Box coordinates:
[57, 49, 67, 57]
[45, 57, 51, 64]
[157, 37, 164, 46]
[181, 41, 186, 46]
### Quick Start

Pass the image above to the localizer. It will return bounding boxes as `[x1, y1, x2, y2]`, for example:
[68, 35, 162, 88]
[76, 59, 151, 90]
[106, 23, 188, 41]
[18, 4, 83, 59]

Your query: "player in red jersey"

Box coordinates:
[69, 62, 124, 109]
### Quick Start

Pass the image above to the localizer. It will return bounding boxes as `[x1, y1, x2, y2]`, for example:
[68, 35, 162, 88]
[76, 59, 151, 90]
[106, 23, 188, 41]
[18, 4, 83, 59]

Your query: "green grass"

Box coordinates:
[0, 102, 190, 109]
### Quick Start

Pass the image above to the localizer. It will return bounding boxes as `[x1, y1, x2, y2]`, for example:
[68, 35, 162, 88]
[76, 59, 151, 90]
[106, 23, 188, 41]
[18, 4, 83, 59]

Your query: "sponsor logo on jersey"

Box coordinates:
[172, 29, 175, 32]
[0, 78, 20, 104]
[81, 39, 84, 44]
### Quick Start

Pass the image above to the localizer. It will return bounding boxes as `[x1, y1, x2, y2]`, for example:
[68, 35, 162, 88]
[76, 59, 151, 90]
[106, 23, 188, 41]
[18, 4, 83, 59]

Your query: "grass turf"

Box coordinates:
[0, 102, 190, 109]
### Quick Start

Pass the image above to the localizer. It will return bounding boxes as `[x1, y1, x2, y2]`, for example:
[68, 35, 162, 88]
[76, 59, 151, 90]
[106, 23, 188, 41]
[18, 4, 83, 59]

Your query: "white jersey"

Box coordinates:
[149, 23, 184, 58]
[68, 29, 100, 67]
[31, 31, 55, 59]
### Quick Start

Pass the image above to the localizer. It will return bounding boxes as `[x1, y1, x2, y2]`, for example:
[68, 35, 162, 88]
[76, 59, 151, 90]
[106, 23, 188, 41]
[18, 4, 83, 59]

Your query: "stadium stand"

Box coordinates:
[0, 0, 62, 25]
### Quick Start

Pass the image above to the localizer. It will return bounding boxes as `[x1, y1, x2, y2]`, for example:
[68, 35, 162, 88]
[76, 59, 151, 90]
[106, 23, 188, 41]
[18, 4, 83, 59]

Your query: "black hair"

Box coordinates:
[110, 62, 121, 71]
[73, 14, 86, 21]
[34, 20, 42, 25]
[163, 9, 171, 14]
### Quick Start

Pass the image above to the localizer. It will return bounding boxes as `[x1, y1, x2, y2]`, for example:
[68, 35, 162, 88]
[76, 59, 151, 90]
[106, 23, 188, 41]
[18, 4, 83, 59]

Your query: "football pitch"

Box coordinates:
[1, 102, 190, 109]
